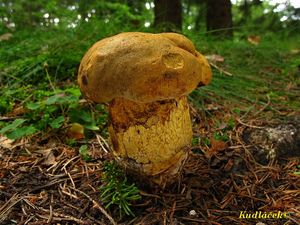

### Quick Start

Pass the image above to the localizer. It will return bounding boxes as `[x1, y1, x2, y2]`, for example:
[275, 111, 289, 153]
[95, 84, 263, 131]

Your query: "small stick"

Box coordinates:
[253, 94, 271, 116]
[37, 211, 86, 224]
[287, 215, 300, 225]
[236, 118, 265, 129]
[61, 156, 80, 171]
[169, 201, 176, 225]
[0, 116, 18, 121]
[69, 186, 117, 225]
[0, 194, 22, 223]
[96, 134, 109, 153]
[210, 62, 233, 76]
[47, 194, 54, 223]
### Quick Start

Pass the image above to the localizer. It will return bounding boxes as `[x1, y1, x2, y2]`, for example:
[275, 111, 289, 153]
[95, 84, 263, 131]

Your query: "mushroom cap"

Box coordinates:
[78, 32, 212, 103]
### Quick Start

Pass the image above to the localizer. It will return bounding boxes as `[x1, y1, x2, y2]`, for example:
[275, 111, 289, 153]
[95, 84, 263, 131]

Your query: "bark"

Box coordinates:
[206, 0, 233, 38]
[240, 0, 251, 24]
[154, 0, 182, 32]
[238, 0, 263, 25]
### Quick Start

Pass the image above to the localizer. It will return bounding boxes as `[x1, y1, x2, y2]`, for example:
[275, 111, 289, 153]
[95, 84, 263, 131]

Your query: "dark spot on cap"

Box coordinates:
[164, 72, 175, 79]
[82, 75, 88, 86]
[197, 81, 205, 88]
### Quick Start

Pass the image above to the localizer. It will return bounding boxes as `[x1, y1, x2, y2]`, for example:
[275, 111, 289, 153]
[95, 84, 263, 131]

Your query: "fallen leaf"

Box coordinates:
[7, 105, 27, 117]
[19, 166, 28, 172]
[44, 150, 56, 165]
[210, 138, 227, 154]
[224, 159, 234, 172]
[206, 54, 225, 63]
[0, 33, 13, 41]
[247, 35, 261, 45]
[206, 104, 220, 111]
[27, 195, 39, 204]
[0, 171, 6, 178]
[0, 135, 14, 149]
[290, 49, 300, 54]
[34, 148, 57, 165]
[217, 122, 227, 130]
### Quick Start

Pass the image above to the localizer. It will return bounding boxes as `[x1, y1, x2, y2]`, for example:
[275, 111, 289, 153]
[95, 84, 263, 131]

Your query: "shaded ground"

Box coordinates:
[1, 106, 299, 225]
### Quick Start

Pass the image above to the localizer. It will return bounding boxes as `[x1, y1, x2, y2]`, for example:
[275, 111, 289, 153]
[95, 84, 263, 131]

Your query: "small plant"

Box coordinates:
[192, 136, 211, 154]
[201, 137, 211, 147]
[79, 145, 91, 162]
[213, 132, 230, 142]
[0, 119, 36, 140]
[232, 108, 241, 116]
[212, 117, 235, 143]
[226, 117, 235, 130]
[192, 137, 199, 146]
[25, 88, 80, 131]
[65, 138, 77, 147]
[294, 164, 300, 175]
[0, 88, 80, 140]
[0, 86, 105, 140]
[99, 161, 141, 217]
[0, 86, 32, 114]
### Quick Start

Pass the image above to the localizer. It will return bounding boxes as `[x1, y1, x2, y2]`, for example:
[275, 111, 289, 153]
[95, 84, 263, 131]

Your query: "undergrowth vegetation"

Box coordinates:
[190, 35, 300, 111]
[1, 25, 299, 113]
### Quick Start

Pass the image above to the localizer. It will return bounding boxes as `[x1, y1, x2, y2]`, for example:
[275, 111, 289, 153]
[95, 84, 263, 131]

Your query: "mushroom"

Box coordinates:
[78, 32, 212, 186]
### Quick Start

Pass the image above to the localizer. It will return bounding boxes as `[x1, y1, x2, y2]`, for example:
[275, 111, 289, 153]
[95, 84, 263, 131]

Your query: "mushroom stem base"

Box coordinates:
[108, 96, 192, 186]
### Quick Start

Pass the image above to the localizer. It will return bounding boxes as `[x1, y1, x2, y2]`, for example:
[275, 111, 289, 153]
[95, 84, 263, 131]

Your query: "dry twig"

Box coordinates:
[68, 186, 117, 225]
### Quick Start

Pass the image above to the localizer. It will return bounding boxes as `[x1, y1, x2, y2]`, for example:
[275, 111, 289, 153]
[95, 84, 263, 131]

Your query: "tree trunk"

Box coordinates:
[238, 0, 250, 25]
[206, 0, 233, 38]
[78, 0, 93, 19]
[154, 0, 182, 32]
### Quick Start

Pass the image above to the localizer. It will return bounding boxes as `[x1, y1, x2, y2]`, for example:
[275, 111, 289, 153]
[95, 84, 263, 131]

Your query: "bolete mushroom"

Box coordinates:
[78, 32, 212, 186]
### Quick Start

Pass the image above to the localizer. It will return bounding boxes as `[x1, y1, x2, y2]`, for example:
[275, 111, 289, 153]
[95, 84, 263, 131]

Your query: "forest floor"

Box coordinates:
[0, 29, 300, 225]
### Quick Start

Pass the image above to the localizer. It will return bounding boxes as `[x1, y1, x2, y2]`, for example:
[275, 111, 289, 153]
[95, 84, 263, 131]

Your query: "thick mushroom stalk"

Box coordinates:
[108, 96, 192, 185]
[77, 32, 212, 186]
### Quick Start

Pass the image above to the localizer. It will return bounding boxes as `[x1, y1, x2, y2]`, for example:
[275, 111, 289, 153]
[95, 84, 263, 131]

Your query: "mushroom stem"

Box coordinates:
[108, 96, 192, 186]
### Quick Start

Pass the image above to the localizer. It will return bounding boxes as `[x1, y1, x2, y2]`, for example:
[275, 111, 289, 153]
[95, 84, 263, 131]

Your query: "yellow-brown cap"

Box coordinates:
[78, 32, 212, 103]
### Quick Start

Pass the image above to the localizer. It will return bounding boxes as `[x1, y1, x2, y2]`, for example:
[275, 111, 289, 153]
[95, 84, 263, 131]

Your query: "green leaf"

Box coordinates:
[0, 119, 26, 134]
[69, 109, 94, 124]
[227, 117, 235, 130]
[63, 95, 79, 104]
[45, 95, 61, 105]
[213, 132, 229, 142]
[45, 94, 79, 105]
[65, 87, 81, 97]
[79, 145, 88, 154]
[6, 125, 37, 140]
[79, 145, 91, 161]
[192, 137, 199, 146]
[232, 108, 241, 115]
[69, 109, 100, 130]
[84, 124, 99, 131]
[49, 116, 65, 129]
[26, 102, 41, 110]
